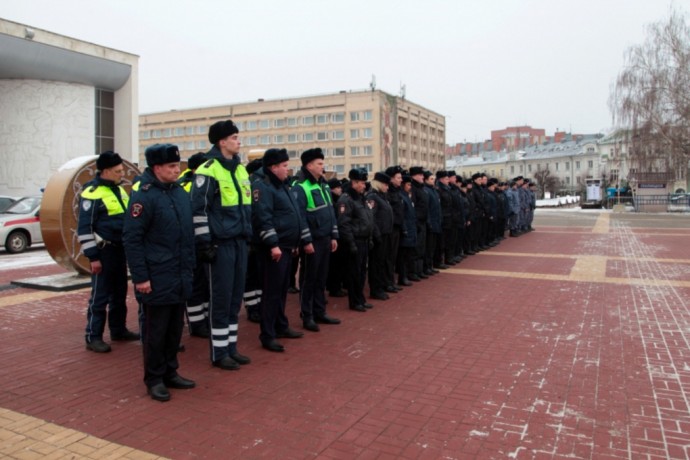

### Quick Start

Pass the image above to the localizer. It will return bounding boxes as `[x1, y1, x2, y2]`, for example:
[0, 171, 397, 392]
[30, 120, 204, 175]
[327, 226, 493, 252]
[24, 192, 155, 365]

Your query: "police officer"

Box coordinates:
[326, 177, 346, 298]
[192, 120, 252, 371]
[435, 171, 454, 268]
[337, 168, 374, 312]
[408, 166, 429, 281]
[397, 174, 418, 286]
[366, 171, 394, 300]
[177, 152, 210, 338]
[243, 157, 265, 324]
[123, 143, 196, 402]
[423, 171, 442, 274]
[78, 151, 139, 353]
[384, 166, 405, 291]
[252, 149, 307, 352]
[292, 148, 341, 332]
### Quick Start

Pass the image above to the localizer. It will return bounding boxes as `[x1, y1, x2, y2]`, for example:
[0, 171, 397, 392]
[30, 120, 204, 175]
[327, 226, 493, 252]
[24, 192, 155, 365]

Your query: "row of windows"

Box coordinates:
[140, 111, 375, 140]
[508, 160, 595, 175]
[243, 129, 373, 146]
[280, 147, 374, 159]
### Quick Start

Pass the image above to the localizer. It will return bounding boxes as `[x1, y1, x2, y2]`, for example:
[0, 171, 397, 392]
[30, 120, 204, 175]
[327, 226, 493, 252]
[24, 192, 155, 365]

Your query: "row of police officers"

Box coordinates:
[77, 118, 537, 402]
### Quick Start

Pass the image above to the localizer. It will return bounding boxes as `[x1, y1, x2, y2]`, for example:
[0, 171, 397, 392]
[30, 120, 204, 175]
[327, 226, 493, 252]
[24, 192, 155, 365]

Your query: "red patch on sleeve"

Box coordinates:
[131, 203, 143, 218]
[339, 204, 346, 214]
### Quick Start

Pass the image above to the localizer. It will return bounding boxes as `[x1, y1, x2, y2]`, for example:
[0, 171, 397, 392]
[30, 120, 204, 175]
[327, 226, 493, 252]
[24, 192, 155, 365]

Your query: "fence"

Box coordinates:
[621, 194, 690, 212]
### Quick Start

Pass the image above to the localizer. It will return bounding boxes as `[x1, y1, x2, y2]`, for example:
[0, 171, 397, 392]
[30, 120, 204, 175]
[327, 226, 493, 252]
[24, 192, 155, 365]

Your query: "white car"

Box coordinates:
[0, 196, 43, 254]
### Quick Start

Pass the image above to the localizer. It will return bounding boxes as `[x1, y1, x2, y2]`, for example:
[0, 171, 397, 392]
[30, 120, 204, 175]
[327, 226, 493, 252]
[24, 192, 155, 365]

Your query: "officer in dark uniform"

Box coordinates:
[448, 171, 466, 263]
[423, 171, 442, 274]
[397, 174, 418, 286]
[192, 120, 252, 371]
[469, 173, 487, 252]
[384, 166, 405, 291]
[435, 170, 454, 268]
[123, 143, 196, 402]
[292, 148, 341, 332]
[252, 149, 307, 352]
[326, 178, 346, 297]
[365, 171, 394, 300]
[337, 168, 374, 312]
[176, 152, 210, 338]
[408, 166, 429, 281]
[78, 151, 139, 353]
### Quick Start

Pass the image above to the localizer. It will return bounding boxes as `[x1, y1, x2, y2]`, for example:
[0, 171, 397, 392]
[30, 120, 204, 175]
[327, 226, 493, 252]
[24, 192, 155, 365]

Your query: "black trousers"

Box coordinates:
[424, 231, 437, 271]
[345, 239, 368, 308]
[258, 247, 292, 345]
[397, 246, 415, 282]
[85, 244, 129, 342]
[300, 237, 331, 321]
[414, 223, 427, 275]
[141, 302, 185, 388]
[368, 233, 392, 295]
[386, 229, 401, 287]
[443, 226, 456, 262]
[327, 245, 346, 294]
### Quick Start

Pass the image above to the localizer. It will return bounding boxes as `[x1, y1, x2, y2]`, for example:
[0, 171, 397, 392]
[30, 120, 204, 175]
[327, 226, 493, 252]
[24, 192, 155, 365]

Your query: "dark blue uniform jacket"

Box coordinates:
[123, 168, 195, 305]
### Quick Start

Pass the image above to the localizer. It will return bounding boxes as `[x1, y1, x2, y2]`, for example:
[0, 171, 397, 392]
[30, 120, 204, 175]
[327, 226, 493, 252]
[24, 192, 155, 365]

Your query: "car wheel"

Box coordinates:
[6, 231, 28, 254]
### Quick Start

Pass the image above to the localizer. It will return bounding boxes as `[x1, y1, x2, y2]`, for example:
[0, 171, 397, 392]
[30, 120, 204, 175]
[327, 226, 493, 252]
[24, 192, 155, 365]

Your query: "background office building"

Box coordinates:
[139, 89, 446, 175]
[0, 18, 139, 197]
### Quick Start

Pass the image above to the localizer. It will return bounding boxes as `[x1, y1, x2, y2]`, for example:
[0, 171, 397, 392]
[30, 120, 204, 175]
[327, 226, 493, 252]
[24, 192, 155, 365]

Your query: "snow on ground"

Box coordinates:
[0, 245, 54, 270]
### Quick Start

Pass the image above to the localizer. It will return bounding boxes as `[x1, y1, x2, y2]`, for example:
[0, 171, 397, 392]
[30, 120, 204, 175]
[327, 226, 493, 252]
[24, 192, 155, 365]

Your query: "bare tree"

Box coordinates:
[609, 8, 690, 183]
[533, 166, 559, 198]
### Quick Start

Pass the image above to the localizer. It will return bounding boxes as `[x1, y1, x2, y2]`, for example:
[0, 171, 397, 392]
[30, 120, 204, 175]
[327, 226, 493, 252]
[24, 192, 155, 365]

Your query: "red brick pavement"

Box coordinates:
[2, 211, 690, 459]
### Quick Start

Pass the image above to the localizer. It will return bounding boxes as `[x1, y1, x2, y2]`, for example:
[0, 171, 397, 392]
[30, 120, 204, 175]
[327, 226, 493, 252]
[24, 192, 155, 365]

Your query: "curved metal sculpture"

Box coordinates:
[41, 156, 140, 275]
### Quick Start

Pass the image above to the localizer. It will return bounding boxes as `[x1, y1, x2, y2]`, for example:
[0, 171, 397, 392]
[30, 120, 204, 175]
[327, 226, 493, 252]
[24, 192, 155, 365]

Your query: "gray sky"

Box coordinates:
[1, 0, 682, 144]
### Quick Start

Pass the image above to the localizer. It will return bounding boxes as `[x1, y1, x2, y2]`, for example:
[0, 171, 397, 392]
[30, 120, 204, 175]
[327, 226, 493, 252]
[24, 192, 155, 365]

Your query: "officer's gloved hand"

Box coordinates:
[196, 244, 217, 263]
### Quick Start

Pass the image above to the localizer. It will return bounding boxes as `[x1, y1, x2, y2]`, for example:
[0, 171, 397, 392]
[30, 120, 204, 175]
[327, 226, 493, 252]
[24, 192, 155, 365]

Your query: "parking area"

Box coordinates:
[1, 210, 690, 459]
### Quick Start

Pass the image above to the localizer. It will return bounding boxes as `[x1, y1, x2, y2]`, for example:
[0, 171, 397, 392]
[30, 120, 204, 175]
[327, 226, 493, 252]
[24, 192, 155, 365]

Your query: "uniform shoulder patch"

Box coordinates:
[367, 199, 375, 209]
[131, 203, 144, 218]
[82, 199, 92, 211]
[142, 184, 151, 191]
[195, 175, 207, 188]
[253, 188, 260, 202]
[339, 204, 347, 214]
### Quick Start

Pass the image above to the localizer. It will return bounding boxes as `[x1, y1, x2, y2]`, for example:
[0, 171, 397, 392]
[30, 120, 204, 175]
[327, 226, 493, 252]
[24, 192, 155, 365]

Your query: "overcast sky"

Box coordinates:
[1, 0, 682, 144]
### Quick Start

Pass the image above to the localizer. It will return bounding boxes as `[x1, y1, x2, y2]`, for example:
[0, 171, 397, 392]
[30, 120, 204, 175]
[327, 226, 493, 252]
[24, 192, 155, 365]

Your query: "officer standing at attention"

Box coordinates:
[177, 152, 210, 338]
[252, 148, 307, 352]
[337, 168, 374, 312]
[123, 144, 196, 402]
[292, 148, 341, 332]
[192, 120, 252, 371]
[366, 171, 394, 300]
[78, 151, 139, 353]
[408, 166, 429, 281]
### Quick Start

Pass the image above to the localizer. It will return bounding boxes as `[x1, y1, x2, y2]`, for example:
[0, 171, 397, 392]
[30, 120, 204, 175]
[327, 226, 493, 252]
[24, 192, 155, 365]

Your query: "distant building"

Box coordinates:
[139, 90, 446, 175]
[0, 18, 139, 196]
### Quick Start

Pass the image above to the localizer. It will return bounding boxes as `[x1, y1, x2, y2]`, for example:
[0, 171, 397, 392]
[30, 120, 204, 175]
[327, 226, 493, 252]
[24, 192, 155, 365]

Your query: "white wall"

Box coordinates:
[0, 79, 94, 196]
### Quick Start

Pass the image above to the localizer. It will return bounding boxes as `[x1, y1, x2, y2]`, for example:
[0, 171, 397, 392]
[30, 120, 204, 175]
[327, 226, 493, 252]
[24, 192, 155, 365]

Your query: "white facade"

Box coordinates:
[0, 18, 139, 197]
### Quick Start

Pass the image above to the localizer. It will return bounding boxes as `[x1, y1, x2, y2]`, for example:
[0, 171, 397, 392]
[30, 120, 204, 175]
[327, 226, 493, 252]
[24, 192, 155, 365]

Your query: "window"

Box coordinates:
[331, 112, 345, 123]
[588, 160, 593, 168]
[185, 127, 195, 135]
[274, 119, 286, 128]
[363, 128, 372, 139]
[95, 89, 114, 153]
[185, 141, 195, 150]
[197, 125, 207, 135]
[274, 135, 284, 144]
[287, 117, 299, 127]
[576, 177, 581, 184]
[152, 129, 161, 139]
[556, 163, 560, 171]
[141, 130, 151, 139]
[576, 161, 581, 170]
[235, 121, 244, 131]
[350, 129, 359, 139]
[333, 147, 345, 157]
[332, 130, 345, 140]
[303, 133, 314, 141]
[197, 140, 207, 149]
[316, 132, 328, 141]
[288, 134, 299, 143]
[302, 116, 314, 126]
[510, 166, 515, 174]
[350, 112, 360, 122]
[352, 163, 372, 172]
[287, 150, 297, 159]
[350, 146, 360, 156]
[566, 177, 571, 185]
[246, 120, 257, 130]
[162, 128, 171, 138]
[245, 136, 257, 146]
[363, 110, 373, 121]
[566, 162, 570, 170]
[528, 164, 532, 172]
[333, 164, 345, 174]
[259, 119, 270, 129]
[362, 146, 373, 156]
[519, 165, 523, 173]
[175, 127, 185, 136]
[260, 135, 271, 145]
[316, 114, 329, 124]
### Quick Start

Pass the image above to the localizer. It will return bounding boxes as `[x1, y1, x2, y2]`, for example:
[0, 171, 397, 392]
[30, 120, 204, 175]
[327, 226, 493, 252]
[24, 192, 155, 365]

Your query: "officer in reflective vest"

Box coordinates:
[191, 120, 252, 371]
[78, 151, 139, 353]
[292, 148, 341, 332]
[176, 152, 210, 338]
